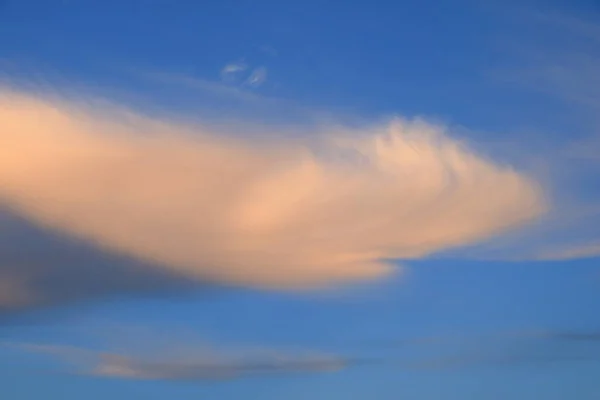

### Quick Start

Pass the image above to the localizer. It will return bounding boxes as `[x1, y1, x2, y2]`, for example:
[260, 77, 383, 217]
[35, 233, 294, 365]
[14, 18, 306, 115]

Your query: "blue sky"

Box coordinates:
[1, 0, 600, 399]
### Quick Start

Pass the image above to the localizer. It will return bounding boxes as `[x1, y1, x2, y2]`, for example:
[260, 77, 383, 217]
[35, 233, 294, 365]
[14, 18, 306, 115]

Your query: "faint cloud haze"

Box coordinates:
[535, 241, 600, 261]
[453, 6, 600, 263]
[10, 327, 600, 381]
[220, 61, 248, 84]
[0, 86, 545, 309]
[245, 67, 267, 88]
[220, 58, 268, 89]
[10, 341, 355, 381]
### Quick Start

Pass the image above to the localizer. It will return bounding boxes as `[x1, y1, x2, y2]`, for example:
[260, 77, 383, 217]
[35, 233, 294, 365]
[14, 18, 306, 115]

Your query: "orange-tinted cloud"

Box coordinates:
[0, 87, 546, 295]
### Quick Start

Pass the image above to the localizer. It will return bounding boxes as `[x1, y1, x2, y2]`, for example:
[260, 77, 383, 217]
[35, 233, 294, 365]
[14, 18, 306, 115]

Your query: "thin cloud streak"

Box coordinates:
[11, 327, 600, 381]
[220, 61, 248, 84]
[535, 241, 600, 261]
[11, 342, 361, 381]
[245, 67, 267, 88]
[444, 8, 600, 264]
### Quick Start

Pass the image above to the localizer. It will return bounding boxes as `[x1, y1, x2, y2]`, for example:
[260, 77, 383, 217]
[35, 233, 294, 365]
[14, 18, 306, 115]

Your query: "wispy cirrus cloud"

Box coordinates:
[220, 61, 248, 84]
[447, 6, 600, 263]
[220, 57, 268, 89]
[505, 7, 600, 123]
[245, 66, 268, 88]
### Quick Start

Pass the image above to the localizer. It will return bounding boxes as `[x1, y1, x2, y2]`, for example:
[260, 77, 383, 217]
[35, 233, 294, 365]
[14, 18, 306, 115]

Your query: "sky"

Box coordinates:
[0, 0, 600, 399]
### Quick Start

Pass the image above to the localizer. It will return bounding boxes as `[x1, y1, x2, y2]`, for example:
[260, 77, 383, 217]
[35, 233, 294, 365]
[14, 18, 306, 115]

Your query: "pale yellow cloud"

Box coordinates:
[0, 88, 546, 290]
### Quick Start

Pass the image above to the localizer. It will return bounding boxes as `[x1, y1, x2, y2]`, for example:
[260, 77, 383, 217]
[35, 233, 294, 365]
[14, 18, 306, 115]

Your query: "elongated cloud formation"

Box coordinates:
[536, 241, 600, 260]
[11, 328, 598, 381]
[0, 87, 545, 300]
[10, 342, 354, 381]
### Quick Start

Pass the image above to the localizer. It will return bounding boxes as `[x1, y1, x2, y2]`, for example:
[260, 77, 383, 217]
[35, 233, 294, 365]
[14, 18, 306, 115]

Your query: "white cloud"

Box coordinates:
[220, 61, 248, 83]
[245, 67, 267, 88]
[0, 87, 545, 299]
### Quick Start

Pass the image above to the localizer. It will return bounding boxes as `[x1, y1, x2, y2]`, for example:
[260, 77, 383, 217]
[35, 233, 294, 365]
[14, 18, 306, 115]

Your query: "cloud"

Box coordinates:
[442, 8, 600, 263]
[0, 86, 545, 307]
[501, 8, 600, 115]
[535, 241, 600, 261]
[220, 60, 267, 89]
[92, 353, 350, 381]
[220, 61, 248, 83]
[11, 341, 358, 381]
[12, 328, 600, 380]
[245, 67, 267, 88]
